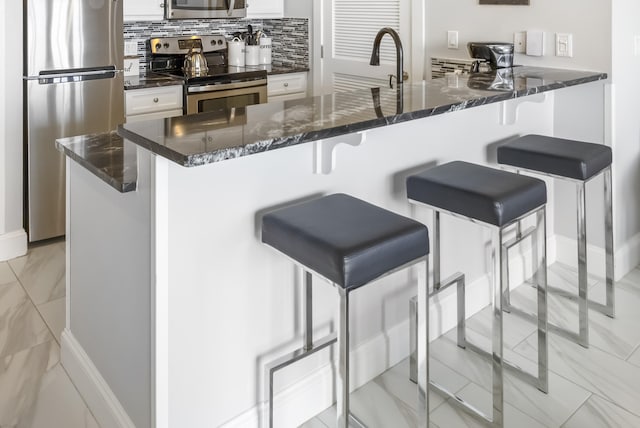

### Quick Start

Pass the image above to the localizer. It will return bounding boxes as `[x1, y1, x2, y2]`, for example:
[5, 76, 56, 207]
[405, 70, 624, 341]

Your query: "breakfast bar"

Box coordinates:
[57, 67, 607, 428]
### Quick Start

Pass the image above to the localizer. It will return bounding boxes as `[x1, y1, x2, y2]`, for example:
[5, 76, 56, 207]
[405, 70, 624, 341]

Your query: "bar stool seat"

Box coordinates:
[407, 161, 549, 427]
[498, 134, 615, 347]
[262, 193, 429, 290]
[262, 193, 431, 428]
[407, 161, 547, 227]
[497, 134, 612, 180]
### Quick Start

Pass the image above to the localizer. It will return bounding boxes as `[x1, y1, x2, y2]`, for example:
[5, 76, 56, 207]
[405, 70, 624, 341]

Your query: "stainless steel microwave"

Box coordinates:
[166, 0, 247, 19]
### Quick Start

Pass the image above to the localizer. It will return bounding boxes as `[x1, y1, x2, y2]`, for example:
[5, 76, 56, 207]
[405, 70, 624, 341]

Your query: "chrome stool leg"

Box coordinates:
[604, 166, 615, 317]
[533, 207, 549, 392]
[264, 270, 336, 428]
[490, 228, 505, 426]
[577, 181, 589, 347]
[336, 288, 350, 428]
[417, 259, 430, 428]
[408, 209, 464, 384]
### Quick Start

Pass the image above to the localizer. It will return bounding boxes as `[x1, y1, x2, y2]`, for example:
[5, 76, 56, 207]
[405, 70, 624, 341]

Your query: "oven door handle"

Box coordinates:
[187, 79, 267, 94]
[227, 0, 236, 16]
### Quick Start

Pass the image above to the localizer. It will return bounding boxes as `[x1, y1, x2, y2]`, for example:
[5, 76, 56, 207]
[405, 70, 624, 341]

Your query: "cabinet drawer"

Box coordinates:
[125, 85, 183, 116]
[267, 72, 308, 97]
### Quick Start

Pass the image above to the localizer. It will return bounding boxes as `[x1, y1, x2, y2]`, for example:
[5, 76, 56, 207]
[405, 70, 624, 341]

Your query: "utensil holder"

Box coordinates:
[259, 37, 272, 65]
[245, 45, 260, 66]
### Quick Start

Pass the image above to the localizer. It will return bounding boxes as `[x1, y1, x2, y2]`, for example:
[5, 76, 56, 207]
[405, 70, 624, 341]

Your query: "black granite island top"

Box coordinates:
[56, 132, 138, 193]
[116, 66, 606, 168]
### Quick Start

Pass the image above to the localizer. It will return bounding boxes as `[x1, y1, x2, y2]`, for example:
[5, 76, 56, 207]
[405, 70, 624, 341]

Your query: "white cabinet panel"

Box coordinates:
[124, 0, 165, 21]
[125, 85, 183, 121]
[247, 0, 283, 18]
[267, 72, 308, 100]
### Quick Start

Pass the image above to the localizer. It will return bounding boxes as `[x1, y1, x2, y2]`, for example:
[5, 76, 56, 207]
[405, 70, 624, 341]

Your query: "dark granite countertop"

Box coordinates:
[118, 66, 607, 168]
[56, 132, 138, 193]
[124, 72, 184, 90]
[124, 66, 307, 90]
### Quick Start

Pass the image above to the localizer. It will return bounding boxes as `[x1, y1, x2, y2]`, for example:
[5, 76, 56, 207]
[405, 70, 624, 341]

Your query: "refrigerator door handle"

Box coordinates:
[36, 71, 118, 84]
[24, 66, 119, 83]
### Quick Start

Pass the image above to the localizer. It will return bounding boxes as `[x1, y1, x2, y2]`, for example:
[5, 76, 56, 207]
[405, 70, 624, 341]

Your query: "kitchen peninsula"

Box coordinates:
[57, 67, 607, 428]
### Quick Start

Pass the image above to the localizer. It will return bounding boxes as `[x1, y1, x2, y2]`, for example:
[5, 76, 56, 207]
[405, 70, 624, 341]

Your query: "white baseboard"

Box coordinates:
[61, 330, 136, 428]
[555, 232, 640, 281]
[0, 229, 27, 261]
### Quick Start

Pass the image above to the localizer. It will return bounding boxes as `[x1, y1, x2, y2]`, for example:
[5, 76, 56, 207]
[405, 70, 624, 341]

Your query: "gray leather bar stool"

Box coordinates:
[498, 135, 614, 347]
[261, 193, 430, 428]
[406, 161, 549, 427]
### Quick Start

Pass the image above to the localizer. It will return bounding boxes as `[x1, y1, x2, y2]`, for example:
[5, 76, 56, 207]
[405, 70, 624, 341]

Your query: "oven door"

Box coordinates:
[186, 81, 267, 115]
[166, 0, 247, 19]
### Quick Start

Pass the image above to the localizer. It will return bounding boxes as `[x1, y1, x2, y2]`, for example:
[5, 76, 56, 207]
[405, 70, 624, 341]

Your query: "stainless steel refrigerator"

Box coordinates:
[24, 0, 124, 242]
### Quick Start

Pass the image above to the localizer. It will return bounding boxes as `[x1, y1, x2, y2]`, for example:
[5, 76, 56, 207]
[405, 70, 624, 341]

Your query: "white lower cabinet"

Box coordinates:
[267, 72, 308, 101]
[125, 85, 183, 123]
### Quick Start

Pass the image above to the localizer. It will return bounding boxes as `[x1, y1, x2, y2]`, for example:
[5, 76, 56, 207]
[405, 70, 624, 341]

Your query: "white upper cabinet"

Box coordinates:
[124, 0, 165, 21]
[246, 0, 283, 18]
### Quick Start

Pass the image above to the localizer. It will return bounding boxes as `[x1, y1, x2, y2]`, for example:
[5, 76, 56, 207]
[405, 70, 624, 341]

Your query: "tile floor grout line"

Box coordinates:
[588, 391, 640, 420]
[625, 342, 640, 365]
[12, 266, 61, 347]
[8, 248, 63, 347]
[558, 392, 593, 428]
[58, 362, 102, 426]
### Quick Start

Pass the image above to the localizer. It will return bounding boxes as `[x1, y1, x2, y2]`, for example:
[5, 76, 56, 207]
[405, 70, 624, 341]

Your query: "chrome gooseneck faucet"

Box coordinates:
[370, 27, 404, 89]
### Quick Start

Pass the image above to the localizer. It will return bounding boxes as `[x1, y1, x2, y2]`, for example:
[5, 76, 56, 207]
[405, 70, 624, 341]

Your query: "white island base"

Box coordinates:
[61, 81, 609, 428]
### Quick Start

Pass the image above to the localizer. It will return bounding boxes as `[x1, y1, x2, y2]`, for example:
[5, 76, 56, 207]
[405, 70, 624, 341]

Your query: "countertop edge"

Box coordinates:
[120, 68, 608, 168]
[56, 132, 138, 193]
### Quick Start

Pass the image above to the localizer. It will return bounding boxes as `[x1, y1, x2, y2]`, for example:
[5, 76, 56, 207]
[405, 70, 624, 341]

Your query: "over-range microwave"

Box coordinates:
[166, 0, 247, 19]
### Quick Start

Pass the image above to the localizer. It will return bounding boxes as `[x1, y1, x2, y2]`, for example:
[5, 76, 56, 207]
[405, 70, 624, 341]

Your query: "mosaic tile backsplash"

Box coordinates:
[431, 58, 474, 79]
[124, 18, 309, 73]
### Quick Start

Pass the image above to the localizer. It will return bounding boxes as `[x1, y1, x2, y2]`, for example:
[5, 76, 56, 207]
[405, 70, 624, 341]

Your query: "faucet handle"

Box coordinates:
[388, 71, 409, 89]
[388, 74, 396, 89]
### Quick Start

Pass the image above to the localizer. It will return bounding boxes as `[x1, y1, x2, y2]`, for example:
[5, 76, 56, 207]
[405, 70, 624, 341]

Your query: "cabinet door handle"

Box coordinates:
[283, 82, 289, 87]
[160, 3, 164, 8]
[153, 97, 159, 103]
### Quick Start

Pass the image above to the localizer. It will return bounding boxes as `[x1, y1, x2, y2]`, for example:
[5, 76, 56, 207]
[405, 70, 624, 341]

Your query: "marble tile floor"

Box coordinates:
[3, 241, 640, 427]
[304, 263, 640, 428]
[0, 240, 98, 428]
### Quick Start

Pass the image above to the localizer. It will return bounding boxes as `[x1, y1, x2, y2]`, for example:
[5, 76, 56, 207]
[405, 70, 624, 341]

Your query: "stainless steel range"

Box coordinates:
[150, 35, 267, 115]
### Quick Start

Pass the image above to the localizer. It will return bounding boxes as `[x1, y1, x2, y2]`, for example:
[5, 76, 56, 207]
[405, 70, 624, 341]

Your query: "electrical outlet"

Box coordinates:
[514, 32, 526, 54]
[556, 33, 573, 57]
[447, 30, 459, 49]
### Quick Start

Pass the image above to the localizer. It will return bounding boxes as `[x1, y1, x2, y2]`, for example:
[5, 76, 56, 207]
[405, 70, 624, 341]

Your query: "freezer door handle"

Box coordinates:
[25, 66, 119, 84]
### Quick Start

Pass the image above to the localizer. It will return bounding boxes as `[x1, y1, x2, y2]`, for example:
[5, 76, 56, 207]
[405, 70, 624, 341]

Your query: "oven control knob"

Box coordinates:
[155, 43, 162, 51]
[164, 43, 170, 49]
[217, 39, 224, 45]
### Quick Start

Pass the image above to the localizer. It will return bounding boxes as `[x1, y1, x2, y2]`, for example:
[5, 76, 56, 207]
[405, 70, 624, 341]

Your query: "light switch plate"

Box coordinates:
[556, 33, 573, 57]
[447, 30, 459, 49]
[124, 40, 139, 57]
[526, 30, 545, 56]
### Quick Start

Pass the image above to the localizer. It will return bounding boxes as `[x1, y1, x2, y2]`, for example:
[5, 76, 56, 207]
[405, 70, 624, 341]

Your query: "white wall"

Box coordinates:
[284, 0, 314, 95]
[426, 0, 612, 74]
[610, 0, 640, 268]
[0, 1, 27, 261]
